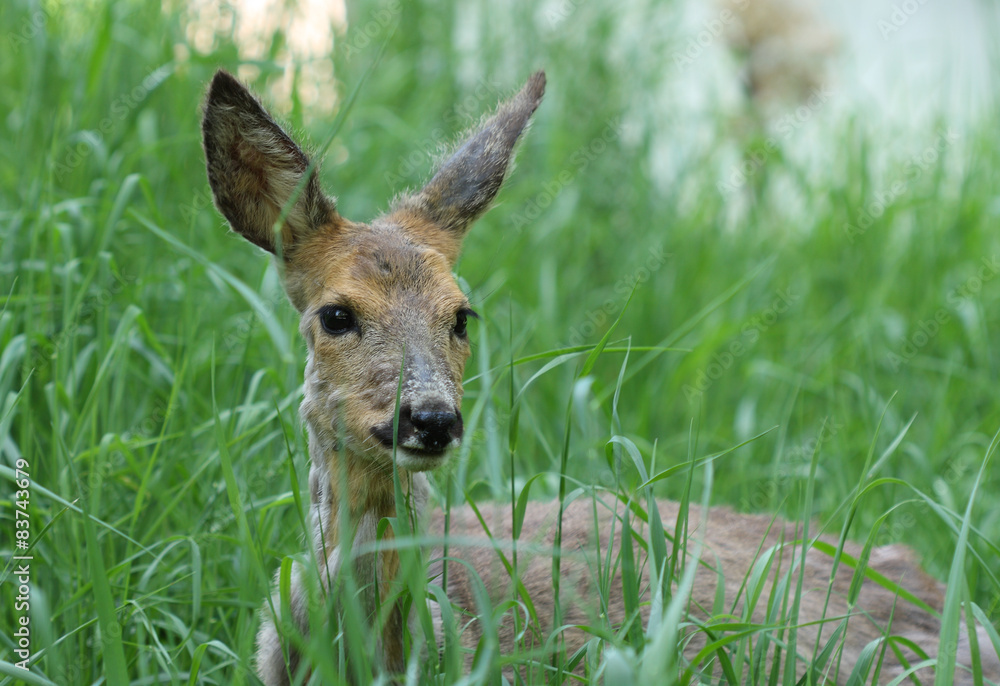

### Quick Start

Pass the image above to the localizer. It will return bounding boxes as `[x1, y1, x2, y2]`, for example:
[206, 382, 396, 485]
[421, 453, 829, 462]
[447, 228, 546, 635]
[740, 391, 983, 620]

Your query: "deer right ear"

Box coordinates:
[390, 71, 545, 263]
[201, 70, 337, 256]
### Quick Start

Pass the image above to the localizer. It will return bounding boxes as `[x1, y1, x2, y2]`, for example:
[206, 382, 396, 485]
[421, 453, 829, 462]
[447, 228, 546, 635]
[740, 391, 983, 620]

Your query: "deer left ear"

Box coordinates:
[391, 71, 545, 260]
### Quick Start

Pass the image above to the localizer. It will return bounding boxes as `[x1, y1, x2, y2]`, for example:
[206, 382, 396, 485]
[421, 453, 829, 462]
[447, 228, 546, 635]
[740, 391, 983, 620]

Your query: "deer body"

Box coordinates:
[435, 500, 976, 683]
[200, 70, 999, 685]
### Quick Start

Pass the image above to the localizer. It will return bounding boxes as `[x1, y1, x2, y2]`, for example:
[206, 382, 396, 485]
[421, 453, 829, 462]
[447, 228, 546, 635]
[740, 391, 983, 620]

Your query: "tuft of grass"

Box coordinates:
[1, 0, 998, 684]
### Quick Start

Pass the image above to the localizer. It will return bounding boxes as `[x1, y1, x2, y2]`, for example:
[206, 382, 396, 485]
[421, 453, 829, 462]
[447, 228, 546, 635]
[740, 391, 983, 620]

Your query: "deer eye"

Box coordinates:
[319, 306, 356, 336]
[454, 308, 477, 339]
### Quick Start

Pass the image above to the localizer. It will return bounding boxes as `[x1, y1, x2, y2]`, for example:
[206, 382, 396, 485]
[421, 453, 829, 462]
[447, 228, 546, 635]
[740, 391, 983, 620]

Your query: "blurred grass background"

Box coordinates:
[1, 0, 999, 683]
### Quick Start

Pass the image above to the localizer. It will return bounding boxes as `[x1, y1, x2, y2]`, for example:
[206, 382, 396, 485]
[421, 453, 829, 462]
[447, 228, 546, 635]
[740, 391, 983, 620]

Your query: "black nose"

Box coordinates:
[410, 407, 459, 452]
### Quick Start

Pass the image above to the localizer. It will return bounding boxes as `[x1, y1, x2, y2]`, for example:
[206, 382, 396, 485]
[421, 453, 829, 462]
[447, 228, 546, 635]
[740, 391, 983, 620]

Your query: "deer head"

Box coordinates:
[202, 70, 545, 475]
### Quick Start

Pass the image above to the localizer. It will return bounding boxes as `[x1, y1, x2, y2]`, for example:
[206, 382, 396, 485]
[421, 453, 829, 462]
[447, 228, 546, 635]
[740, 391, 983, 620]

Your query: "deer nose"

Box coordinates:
[410, 406, 460, 452]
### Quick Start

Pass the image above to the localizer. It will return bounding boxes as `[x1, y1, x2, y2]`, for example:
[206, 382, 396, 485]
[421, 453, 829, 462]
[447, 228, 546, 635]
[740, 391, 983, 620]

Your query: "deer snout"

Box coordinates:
[410, 406, 460, 451]
[370, 399, 464, 466]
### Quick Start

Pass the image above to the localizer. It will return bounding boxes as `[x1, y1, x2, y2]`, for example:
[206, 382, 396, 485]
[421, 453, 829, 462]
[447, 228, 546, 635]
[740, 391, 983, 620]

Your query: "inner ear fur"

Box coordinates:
[201, 69, 336, 256]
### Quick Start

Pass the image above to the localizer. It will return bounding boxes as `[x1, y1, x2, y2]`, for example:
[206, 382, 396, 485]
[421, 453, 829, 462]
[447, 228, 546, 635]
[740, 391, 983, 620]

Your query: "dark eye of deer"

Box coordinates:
[319, 306, 355, 336]
[454, 311, 468, 338]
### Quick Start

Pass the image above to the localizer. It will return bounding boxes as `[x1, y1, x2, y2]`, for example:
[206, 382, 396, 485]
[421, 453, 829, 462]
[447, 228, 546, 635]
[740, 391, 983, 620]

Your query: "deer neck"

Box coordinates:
[301, 390, 429, 573]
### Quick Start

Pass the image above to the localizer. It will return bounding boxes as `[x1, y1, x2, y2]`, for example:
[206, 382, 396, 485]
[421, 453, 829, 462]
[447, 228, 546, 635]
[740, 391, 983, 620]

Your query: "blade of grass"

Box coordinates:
[934, 426, 999, 686]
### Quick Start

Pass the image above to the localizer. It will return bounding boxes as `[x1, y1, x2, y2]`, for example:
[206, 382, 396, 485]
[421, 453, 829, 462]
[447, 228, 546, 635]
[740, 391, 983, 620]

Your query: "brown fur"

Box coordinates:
[433, 500, 990, 683]
[200, 70, 999, 685]
[721, 0, 839, 104]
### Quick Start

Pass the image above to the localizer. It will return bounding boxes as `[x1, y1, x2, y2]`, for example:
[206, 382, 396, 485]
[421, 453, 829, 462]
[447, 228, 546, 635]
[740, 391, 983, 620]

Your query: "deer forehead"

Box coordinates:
[289, 221, 469, 324]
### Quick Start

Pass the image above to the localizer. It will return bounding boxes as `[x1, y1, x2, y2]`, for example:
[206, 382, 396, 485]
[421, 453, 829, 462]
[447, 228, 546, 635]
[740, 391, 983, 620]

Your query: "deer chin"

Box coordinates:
[368, 425, 460, 471]
[394, 445, 454, 472]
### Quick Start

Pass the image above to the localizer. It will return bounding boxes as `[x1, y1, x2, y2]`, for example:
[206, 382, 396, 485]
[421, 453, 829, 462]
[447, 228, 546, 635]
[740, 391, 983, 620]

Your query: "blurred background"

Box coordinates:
[1, 0, 999, 683]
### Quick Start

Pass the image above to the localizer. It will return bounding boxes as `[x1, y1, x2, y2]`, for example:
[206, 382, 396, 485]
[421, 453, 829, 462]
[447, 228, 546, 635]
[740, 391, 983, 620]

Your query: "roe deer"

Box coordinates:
[200, 69, 1000, 685]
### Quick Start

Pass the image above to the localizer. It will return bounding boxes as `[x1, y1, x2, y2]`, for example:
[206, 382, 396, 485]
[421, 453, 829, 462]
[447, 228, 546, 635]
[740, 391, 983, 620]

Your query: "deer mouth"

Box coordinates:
[370, 404, 464, 468]
[370, 432, 455, 471]
[372, 434, 450, 456]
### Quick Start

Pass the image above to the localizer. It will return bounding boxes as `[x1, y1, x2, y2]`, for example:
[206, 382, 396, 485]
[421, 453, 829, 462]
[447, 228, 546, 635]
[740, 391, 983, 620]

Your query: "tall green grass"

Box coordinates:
[1, 0, 998, 683]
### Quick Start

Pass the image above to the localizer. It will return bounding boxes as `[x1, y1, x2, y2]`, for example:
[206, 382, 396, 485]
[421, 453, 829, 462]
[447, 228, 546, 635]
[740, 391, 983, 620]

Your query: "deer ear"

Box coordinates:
[392, 71, 545, 254]
[201, 70, 337, 256]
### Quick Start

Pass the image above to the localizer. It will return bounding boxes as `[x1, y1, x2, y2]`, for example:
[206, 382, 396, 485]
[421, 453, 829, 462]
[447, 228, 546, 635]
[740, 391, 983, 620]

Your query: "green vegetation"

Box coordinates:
[1, 0, 998, 683]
